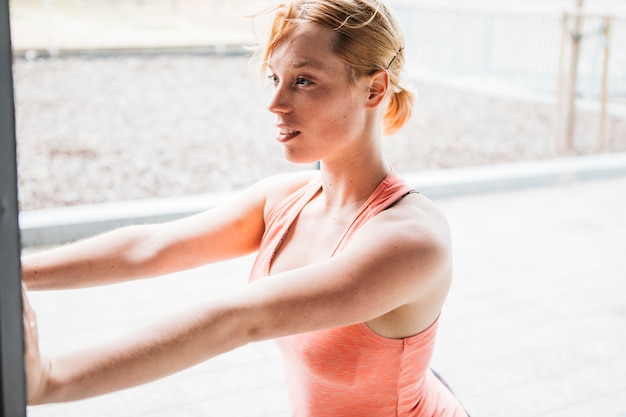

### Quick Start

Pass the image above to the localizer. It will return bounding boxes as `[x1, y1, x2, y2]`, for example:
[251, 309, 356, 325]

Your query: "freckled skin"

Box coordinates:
[266, 24, 373, 166]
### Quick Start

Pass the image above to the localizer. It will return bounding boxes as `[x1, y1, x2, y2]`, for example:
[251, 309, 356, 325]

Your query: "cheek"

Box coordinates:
[318, 96, 360, 126]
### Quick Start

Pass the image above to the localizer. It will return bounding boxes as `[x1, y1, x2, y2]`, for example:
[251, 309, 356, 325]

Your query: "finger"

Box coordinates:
[21, 285, 37, 330]
[21, 285, 46, 404]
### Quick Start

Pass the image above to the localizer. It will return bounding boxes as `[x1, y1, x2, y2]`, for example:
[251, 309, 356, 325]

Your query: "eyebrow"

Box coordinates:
[295, 58, 328, 70]
[267, 57, 329, 72]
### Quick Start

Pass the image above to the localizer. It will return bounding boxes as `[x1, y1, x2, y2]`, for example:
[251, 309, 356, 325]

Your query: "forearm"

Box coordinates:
[31, 300, 249, 404]
[22, 224, 167, 290]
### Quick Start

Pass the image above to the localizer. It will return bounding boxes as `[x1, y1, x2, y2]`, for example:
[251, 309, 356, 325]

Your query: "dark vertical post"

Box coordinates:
[0, 0, 27, 414]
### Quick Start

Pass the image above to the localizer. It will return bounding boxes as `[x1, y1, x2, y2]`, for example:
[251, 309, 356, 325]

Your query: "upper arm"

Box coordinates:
[140, 185, 266, 274]
[135, 171, 319, 276]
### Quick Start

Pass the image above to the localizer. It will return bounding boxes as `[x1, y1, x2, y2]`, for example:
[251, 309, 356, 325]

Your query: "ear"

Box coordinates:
[365, 69, 389, 109]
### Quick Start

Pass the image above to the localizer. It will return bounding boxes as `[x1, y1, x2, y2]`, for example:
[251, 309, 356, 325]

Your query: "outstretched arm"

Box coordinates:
[21, 180, 270, 290]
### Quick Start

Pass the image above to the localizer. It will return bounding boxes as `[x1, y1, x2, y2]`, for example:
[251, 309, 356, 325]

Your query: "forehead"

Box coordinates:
[268, 23, 345, 73]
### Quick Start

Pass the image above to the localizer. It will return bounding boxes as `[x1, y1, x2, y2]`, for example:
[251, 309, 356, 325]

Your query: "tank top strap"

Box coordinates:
[331, 170, 415, 256]
[250, 176, 322, 280]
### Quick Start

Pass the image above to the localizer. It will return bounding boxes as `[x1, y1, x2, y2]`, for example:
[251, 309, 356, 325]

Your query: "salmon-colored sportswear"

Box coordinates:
[249, 170, 468, 417]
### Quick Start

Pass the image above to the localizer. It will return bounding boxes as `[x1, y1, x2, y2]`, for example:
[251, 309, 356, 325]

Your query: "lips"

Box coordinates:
[276, 125, 301, 142]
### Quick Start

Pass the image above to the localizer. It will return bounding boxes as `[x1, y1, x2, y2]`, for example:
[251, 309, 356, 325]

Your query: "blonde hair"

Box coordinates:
[253, 0, 415, 136]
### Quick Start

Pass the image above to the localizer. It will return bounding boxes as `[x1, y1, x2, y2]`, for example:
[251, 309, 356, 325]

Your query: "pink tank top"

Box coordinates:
[249, 171, 467, 417]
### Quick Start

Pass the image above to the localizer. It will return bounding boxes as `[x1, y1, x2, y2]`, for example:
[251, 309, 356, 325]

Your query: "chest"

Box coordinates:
[269, 202, 357, 275]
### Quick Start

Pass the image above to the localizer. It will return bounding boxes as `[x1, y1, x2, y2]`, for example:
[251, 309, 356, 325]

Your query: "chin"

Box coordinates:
[282, 149, 319, 166]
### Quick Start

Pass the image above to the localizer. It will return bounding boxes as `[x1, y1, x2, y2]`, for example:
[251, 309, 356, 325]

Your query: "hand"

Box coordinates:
[22, 284, 51, 404]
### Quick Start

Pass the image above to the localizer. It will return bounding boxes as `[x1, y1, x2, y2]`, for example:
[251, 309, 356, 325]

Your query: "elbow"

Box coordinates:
[220, 299, 283, 346]
[239, 307, 297, 344]
[121, 225, 173, 278]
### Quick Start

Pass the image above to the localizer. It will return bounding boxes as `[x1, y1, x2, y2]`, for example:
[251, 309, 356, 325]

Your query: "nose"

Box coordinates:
[267, 83, 290, 114]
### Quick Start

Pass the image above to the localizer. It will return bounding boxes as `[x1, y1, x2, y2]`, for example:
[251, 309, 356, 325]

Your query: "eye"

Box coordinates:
[267, 74, 279, 86]
[296, 77, 312, 86]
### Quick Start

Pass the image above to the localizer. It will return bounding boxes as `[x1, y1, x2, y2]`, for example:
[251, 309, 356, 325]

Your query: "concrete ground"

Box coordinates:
[24, 175, 626, 417]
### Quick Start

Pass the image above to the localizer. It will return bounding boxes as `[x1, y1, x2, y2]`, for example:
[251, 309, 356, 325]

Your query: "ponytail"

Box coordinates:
[383, 84, 415, 136]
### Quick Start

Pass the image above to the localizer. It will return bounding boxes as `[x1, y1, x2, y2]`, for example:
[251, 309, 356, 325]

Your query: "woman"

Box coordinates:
[23, 0, 468, 415]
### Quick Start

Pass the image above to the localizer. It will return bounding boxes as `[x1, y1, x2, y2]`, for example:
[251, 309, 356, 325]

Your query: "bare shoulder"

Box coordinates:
[252, 170, 321, 217]
[348, 192, 452, 293]
[367, 192, 451, 254]
[342, 191, 453, 290]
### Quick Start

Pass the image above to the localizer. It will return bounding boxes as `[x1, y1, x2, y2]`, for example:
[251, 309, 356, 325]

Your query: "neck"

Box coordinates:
[315, 108, 390, 209]
[317, 150, 391, 210]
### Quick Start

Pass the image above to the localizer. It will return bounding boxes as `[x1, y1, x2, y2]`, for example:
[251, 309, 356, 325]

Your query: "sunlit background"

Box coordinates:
[9, 0, 626, 210]
[9, 1, 626, 417]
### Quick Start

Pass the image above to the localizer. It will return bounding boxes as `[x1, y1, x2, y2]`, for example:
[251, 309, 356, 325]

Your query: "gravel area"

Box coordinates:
[13, 54, 626, 211]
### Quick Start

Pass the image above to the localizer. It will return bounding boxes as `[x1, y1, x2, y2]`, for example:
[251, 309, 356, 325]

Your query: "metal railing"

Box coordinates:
[391, 3, 626, 100]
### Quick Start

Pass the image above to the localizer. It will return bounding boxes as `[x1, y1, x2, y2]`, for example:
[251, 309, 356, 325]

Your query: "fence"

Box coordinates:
[12, 0, 624, 102]
[390, 2, 626, 101]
